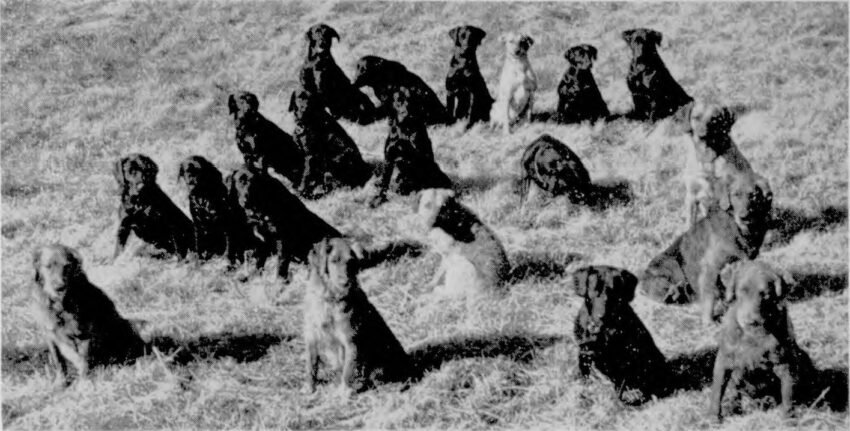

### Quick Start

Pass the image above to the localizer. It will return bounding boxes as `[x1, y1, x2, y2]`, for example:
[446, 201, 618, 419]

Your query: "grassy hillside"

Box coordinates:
[2, 1, 847, 429]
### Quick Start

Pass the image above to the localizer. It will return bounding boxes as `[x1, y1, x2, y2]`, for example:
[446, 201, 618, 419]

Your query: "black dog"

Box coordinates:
[519, 134, 592, 204]
[288, 87, 372, 199]
[352, 55, 449, 125]
[299, 23, 376, 125]
[557, 44, 609, 124]
[445, 25, 493, 127]
[114, 154, 193, 260]
[177, 155, 252, 265]
[227, 166, 341, 281]
[623, 28, 693, 122]
[228, 91, 303, 184]
[572, 265, 671, 405]
[369, 87, 453, 208]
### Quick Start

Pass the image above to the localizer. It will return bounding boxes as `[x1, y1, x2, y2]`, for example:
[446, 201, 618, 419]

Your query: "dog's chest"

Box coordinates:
[304, 293, 347, 357]
[727, 331, 786, 370]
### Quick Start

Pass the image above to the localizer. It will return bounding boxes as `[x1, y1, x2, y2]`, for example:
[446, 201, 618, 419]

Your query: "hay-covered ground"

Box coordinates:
[1, 1, 847, 429]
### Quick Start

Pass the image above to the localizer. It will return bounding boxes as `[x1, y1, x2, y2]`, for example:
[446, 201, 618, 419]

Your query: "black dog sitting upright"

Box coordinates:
[228, 91, 304, 184]
[288, 87, 372, 199]
[369, 87, 453, 208]
[445, 25, 493, 127]
[299, 23, 376, 125]
[352, 55, 449, 125]
[114, 154, 194, 260]
[557, 44, 609, 124]
[572, 265, 671, 405]
[623, 28, 693, 122]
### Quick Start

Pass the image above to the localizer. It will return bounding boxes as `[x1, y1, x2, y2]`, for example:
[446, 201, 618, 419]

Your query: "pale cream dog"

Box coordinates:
[417, 188, 511, 298]
[490, 33, 537, 134]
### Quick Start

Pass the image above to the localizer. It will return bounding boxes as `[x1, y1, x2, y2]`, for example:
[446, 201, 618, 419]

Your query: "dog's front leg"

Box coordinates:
[709, 358, 731, 421]
[775, 363, 795, 416]
[340, 339, 361, 393]
[114, 216, 133, 260]
[304, 338, 320, 393]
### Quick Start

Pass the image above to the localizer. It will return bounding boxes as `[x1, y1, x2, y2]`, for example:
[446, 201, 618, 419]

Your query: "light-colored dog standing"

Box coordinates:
[491, 33, 537, 134]
[417, 188, 511, 298]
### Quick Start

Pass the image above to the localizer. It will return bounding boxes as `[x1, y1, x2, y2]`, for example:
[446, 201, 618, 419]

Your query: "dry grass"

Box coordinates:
[1, 1, 847, 430]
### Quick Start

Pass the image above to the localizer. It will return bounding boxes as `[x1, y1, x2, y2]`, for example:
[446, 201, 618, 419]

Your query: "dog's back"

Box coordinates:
[520, 134, 592, 203]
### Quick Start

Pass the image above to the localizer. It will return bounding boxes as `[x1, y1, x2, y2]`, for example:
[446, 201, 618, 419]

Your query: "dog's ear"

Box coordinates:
[326, 25, 340, 41]
[204, 159, 223, 185]
[614, 268, 638, 303]
[288, 91, 297, 113]
[139, 155, 159, 181]
[522, 34, 534, 47]
[586, 45, 598, 62]
[572, 268, 590, 297]
[67, 247, 85, 281]
[227, 94, 238, 116]
[244, 92, 259, 112]
[649, 29, 663, 46]
[622, 29, 635, 44]
[449, 26, 460, 44]
[113, 157, 128, 187]
[470, 26, 486, 44]
[719, 261, 741, 302]
[710, 106, 737, 136]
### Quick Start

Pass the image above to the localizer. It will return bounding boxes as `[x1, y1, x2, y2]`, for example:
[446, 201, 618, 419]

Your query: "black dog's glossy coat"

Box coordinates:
[557, 44, 609, 124]
[519, 134, 592, 204]
[445, 25, 493, 127]
[623, 28, 693, 122]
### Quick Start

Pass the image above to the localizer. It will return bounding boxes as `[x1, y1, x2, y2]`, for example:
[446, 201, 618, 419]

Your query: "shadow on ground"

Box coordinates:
[764, 205, 847, 249]
[785, 270, 847, 302]
[408, 332, 564, 374]
[362, 239, 425, 269]
[508, 250, 583, 282]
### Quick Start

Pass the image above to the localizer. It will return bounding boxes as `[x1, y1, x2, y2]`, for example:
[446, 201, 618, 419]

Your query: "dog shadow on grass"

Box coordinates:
[508, 250, 583, 282]
[451, 174, 513, 195]
[408, 332, 564, 374]
[785, 270, 847, 302]
[361, 239, 425, 269]
[587, 177, 634, 210]
[764, 205, 847, 249]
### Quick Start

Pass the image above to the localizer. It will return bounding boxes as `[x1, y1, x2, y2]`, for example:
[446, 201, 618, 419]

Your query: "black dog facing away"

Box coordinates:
[571, 265, 672, 405]
[113, 153, 194, 260]
[226, 166, 341, 281]
[557, 44, 609, 124]
[445, 25, 493, 128]
[352, 55, 449, 126]
[623, 28, 693, 122]
[519, 134, 592, 205]
[299, 23, 376, 125]
[288, 87, 372, 199]
[228, 91, 304, 184]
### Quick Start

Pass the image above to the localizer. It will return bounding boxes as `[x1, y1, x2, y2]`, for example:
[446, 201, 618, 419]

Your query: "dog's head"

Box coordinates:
[352, 55, 405, 88]
[288, 87, 319, 121]
[500, 33, 534, 58]
[390, 86, 421, 125]
[114, 153, 158, 195]
[308, 237, 366, 299]
[622, 28, 663, 57]
[32, 244, 87, 301]
[228, 91, 260, 122]
[719, 174, 773, 235]
[449, 25, 486, 52]
[688, 101, 736, 142]
[305, 23, 339, 60]
[177, 155, 223, 193]
[564, 44, 598, 70]
[416, 188, 455, 230]
[720, 260, 793, 333]
[571, 265, 638, 334]
[226, 166, 262, 211]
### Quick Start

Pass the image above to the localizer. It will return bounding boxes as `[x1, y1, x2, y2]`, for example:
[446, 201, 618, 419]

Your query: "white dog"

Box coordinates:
[491, 33, 537, 134]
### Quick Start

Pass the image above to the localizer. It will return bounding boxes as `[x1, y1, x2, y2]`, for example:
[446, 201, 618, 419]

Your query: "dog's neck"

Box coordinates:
[710, 209, 767, 258]
[451, 47, 479, 65]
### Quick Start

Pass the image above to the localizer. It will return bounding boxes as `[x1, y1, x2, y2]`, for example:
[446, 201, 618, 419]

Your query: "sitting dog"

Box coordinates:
[445, 25, 493, 127]
[519, 134, 592, 204]
[683, 102, 763, 226]
[303, 238, 417, 393]
[288, 87, 372, 198]
[491, 33, 537, 133]
[227, 166, 341, 281]
[557, 44, 609, 124]
[369, 87, 453, 208]
[417, 188, 511, 298]
[623, 28, 693, 122]
[228, 91, 303, 184]
[572, 265, 671, 405]
[299, 23, 376, 125]
[177, 155, 250, 265]
[640, 174, 773, 325]
[352, 55, 449, 125]
[710, 260, 816, 421]
[114, 154, 193, 260]
[31, 244, 145, 385]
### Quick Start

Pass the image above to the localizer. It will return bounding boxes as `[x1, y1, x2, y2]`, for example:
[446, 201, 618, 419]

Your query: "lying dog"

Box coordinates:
[228, 91, 303, 184]
[289, 87, 372, 198]
[299, 23, 376, 125]
[177, 155, 250, 265]
[491, 33, 537, 133]
[227, 166, 341, 281]
[519, 134, 592, 205]
[31, 244, 145, 384]
[114, 154, 193, 260]
[417, 188, 511, 298]
[445, 25, 493, 127]
[303, 237, 416, 393]
[557, 44, 609, 124]
[623, 28, 693, 122]
[369, 87, 453, 208]
[572, 265, 670, 405]
[352, 55, 448, 125]
[710, 260, 816, 421]
[683, 102, 763, 226]
[641, 174, 773, 325]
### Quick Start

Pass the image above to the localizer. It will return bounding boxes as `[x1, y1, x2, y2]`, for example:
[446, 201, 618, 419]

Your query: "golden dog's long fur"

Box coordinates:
[31, 244, 144, 385]
[302, 238, 415, 393]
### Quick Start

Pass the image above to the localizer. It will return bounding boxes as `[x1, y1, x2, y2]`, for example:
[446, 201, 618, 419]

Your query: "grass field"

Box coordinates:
[1, 1, 848, 429]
